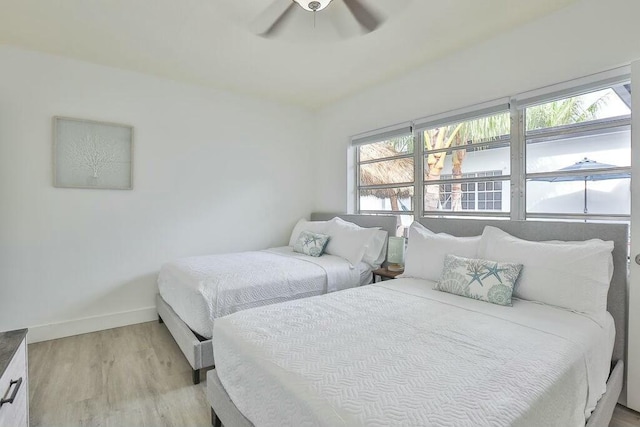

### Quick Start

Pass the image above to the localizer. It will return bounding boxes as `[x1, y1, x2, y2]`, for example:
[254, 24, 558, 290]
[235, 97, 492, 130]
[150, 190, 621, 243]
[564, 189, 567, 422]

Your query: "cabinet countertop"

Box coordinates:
[0, 329, 27, 377]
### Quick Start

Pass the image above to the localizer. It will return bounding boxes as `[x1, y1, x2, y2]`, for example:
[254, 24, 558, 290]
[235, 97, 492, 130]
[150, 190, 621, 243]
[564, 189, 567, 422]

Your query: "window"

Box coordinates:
[523, 83, 631, 220]
[420, 111, 511, 216]
[357, 134, 414, 214]
[440, 171, 503, 211]
[353, 68, 631, 223]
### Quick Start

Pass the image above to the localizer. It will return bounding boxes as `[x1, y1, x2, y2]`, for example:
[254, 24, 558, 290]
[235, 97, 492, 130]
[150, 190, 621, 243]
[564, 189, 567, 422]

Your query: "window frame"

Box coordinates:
[352, 67, 631, 223]
[417, 107, 512, 218]
[515, 75, 631, 221]
[353, 124, 415, 215]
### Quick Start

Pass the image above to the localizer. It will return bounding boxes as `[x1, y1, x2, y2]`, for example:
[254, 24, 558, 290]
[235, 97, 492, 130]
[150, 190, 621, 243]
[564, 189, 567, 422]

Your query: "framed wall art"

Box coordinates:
[53, 116, 133, 190]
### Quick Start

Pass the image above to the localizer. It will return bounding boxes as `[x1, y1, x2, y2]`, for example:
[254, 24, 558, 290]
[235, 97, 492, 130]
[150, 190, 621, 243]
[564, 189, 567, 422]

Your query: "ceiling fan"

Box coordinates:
[254, 0, 382, 38]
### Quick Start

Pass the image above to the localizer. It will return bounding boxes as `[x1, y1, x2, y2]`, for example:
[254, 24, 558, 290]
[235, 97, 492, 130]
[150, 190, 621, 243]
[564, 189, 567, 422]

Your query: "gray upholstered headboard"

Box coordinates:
[418, 218, 629, 367]
[310, 213, 399, 239]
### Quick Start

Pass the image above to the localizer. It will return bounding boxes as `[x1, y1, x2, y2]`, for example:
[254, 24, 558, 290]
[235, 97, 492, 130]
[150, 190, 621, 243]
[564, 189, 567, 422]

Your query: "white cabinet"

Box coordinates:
[0, 330, 28, 427]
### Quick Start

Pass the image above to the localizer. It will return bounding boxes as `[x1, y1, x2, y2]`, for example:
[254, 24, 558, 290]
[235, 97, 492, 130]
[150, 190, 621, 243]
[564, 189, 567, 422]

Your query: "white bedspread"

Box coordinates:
[213, 278, 615, 427]
[158, 247, 361, 338]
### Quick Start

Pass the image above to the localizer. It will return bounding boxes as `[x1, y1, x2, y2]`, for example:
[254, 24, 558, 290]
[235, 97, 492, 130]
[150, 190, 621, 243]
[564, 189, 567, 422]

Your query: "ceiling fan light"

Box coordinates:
[293, 0, 333, 12]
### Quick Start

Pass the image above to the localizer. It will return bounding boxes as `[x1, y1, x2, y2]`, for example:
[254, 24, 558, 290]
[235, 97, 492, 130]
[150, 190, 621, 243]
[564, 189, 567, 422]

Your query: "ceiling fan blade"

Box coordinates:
[343, 0, 381, 33]
[330, 0, 362, 38]
[253, 0, 297, 37]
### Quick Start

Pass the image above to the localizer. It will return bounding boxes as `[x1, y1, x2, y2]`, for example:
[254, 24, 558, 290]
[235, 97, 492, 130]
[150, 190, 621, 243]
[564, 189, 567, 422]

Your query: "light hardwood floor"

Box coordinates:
[28, 321, 640, 427]
[613, 406, 640, 427]
[29, 321, 210, 426]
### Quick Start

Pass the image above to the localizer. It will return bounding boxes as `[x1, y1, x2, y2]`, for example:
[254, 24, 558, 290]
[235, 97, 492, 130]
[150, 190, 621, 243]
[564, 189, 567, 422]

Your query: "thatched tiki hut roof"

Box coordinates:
[359, 144, 413, 200]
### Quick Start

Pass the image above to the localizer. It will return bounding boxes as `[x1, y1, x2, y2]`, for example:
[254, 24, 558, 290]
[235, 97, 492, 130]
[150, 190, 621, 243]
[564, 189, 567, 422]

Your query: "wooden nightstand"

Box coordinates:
[373, 267, 403, 283]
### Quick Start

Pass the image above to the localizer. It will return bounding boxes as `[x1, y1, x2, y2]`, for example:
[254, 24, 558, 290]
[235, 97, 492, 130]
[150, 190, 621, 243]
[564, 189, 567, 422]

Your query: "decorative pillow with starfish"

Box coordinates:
[435, 254, 523, 306]
[293, 231, 331, 257]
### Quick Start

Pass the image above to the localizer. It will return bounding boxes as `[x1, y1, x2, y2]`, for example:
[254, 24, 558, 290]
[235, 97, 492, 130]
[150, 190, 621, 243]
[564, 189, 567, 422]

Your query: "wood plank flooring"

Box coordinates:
[28, 321, 640, 427]
[612, 405, 640, 427]
[29, 321, 210, 426]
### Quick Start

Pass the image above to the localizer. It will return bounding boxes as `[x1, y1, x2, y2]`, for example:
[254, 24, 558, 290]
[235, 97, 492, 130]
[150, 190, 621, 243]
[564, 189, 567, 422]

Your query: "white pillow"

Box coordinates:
[400, 222, 481, 282]
[362, 229, 388, 268]
[478, 226, 614, 324]
[288, 219, 329, 247]
[325, 217, 377, 266]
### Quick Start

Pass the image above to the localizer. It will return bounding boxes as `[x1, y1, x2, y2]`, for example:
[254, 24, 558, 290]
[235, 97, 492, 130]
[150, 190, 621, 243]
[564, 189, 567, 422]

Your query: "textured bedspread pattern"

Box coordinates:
[158, 247, 359, 338]
[214, 282, 598, 427]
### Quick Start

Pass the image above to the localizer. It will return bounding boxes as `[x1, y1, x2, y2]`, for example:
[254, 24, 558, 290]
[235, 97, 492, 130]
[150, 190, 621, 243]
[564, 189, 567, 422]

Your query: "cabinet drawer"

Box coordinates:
[0, 338, 27, 427]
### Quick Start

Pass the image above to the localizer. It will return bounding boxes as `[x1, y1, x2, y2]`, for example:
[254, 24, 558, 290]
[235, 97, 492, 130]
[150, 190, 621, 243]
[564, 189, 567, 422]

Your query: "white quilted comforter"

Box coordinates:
[158, 247, 360, 338]
[214, 278, 615, 427]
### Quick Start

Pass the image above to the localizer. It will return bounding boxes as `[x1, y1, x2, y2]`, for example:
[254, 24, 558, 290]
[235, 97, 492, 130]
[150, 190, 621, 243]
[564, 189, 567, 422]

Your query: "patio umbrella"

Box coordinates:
[531, 157, 630, 214]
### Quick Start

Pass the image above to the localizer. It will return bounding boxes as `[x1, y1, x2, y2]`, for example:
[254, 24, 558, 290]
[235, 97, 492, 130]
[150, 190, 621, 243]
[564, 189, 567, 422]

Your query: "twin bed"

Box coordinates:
[202, 217, 628, 427]
[156, 213, 399, 383]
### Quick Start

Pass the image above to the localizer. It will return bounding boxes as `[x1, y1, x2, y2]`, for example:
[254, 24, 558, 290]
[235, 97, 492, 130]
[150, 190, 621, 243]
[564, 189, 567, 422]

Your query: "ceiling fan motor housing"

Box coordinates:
[260, 0, 380, 36]
[293, 0, 333, 12]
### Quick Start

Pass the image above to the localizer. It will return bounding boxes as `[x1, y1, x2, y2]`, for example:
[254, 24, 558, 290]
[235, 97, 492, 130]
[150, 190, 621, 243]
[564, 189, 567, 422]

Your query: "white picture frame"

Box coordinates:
[53, 116, 134, 190]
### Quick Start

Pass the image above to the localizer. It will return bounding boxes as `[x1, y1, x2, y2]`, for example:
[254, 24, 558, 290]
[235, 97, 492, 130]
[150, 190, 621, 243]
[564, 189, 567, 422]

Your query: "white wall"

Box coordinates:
[0, 47, 315, 341]
[313, 0, 640, 213]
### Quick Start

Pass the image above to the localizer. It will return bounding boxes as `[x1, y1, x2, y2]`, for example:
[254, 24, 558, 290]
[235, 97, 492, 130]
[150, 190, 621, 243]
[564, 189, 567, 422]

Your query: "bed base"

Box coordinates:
[211, 409, 221, 427]
[156, 293, 214, 384]
[586, 360, 625, 427]
[207, 360, 625, 427]
[207, 369, 252, 427]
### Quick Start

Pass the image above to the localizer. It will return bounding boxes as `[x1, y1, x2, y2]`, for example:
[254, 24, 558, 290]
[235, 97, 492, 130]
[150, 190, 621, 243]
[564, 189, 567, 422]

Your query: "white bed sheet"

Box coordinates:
[213, 278, 615, 427]
[158, 247, 369, 338]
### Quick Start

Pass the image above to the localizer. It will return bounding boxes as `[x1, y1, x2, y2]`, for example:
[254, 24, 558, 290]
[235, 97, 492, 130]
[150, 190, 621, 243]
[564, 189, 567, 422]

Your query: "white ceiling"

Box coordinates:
[0, 0, 578, 109]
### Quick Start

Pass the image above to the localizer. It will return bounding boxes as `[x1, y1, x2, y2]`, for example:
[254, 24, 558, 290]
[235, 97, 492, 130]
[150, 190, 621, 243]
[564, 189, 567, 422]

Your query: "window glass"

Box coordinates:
[359, 135, 413, 161]
[524, 84, 631, 218]
[526, 179, 630, 215]
[526, 87, 630, 132]
[360, 158, 414, 186]
[423, 112, 510, 150]
[439, 172, 505, 211]
[526, 130, 630, 174]
[359, 186, 413, 212]
[357, 135, 414, 215]
[424, 144, 510, 179]
[425, 177, 509, 213]
[423, 112, 510, 213]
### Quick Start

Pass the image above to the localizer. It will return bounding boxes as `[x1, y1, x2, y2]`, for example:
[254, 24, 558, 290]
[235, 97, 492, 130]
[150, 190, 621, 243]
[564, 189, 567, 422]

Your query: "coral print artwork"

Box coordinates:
[54, 117, 133, 190]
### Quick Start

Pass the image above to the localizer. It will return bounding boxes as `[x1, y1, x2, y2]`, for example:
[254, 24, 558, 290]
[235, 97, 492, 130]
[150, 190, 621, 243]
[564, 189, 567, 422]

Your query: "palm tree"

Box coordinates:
[525, 94, 606, 130]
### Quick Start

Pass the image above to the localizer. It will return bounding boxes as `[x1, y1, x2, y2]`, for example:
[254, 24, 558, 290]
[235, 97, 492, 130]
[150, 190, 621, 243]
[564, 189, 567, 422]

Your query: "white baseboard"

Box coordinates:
[27, 306, 158, 343]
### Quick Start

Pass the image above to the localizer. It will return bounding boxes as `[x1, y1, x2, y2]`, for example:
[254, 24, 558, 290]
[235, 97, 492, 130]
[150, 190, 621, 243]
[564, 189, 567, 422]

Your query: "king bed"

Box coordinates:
[206, 218, 628, 427]
[156, 213, 399, 383]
